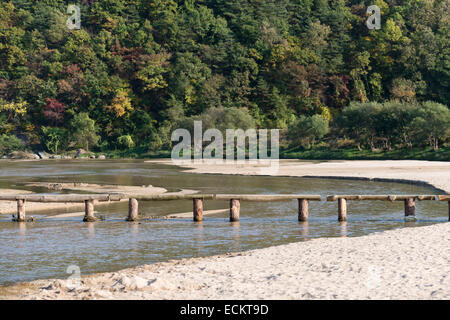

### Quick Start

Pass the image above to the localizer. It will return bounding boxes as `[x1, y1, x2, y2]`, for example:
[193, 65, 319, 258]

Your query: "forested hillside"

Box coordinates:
[0, 0, 449, 157]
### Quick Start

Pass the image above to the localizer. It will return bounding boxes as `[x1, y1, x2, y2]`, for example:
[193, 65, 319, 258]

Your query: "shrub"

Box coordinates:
[42, 127, 69, 154]
[117, 135, 135, 150]
[70, 113, 100, 152]
[0, 134, 25, 155]
[288, 115, 329, 149]
[411, 102, 450, 151]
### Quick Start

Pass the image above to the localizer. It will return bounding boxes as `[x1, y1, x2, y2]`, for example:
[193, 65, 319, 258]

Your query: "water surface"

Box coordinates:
[0, 160, 446, 285]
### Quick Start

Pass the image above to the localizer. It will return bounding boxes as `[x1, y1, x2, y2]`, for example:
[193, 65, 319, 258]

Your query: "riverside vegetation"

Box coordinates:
[0, 0, 449, 160]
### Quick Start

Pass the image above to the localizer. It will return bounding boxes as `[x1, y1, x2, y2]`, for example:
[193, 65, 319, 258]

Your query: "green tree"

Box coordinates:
[0, 134, 24, 155]
[117, 135, 135, 150]
[338, 102, 381, 150]
[411, 102, 450, 151]
[70, 113, 100, 152]
[288, 115, 329, 149]
[42, 126, 69, 154]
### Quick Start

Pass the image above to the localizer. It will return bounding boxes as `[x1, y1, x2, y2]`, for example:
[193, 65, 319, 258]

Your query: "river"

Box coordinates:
[0, 160, 446, 285]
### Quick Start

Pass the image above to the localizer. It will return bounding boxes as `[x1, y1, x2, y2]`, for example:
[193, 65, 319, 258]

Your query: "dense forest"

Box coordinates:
[0, 0, 449, 158]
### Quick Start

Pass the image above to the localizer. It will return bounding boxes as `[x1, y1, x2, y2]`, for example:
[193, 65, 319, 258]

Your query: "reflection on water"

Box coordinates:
[0, 160, 447, 285]
[339, 221, 348, 237]
[18, 222, 26, 238]
[86, 222, 95, 238]
[230, 221, 240, 252]
[298, 221, 309, 238]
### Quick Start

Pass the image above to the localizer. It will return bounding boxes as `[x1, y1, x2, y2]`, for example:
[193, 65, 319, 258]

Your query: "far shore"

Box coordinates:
[147, 159, 450, 194]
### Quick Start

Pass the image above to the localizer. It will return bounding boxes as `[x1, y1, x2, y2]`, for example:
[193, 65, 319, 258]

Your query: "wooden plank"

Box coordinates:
[132, 194, 214, 201]
[0, 193, 214, 202]
[0, 194, 110, 202]
[438, 195, 450, 201]
[215, 194, 321, 201]
[327, 195, 436, 201]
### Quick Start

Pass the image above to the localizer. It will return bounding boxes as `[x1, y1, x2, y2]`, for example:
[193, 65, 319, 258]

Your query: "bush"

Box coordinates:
[411, 102, 450, 151]
[42, 127, 69, 154]
[0, 134, 25, 155]
[288, 115, 329, 149]
[338, 101, 449, 151]
[117, 135, 135, 150]
[70, 113, 100, 152]
[337, 102, 381, 150]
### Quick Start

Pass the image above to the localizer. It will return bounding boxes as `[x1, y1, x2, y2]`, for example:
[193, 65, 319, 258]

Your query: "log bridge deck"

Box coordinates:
[1, 193, 448, 223]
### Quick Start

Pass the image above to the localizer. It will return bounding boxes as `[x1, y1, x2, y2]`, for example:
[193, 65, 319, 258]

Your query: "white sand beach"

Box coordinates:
[0, 160, 448, 299]
[1, 222, 448, 300]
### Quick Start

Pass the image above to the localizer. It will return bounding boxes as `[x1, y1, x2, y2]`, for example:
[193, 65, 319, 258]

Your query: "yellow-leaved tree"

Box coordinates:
[0, 100, 27, 120]
[105, 88, 133, 117]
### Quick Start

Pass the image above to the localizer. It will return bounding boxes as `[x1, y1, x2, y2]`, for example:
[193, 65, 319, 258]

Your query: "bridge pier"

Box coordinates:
[404, 198, 415, 217]
[338, 198, 347, 222]
[17, 199, 26, 222]
[127, 198, 139, 221]
[230, 199, 240, 222]
[83, 200, 97, 222]
[298, 199, 309, 221]
[193, 198, 204, 222]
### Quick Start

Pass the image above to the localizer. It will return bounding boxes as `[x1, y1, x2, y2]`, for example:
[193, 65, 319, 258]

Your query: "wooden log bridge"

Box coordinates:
[326, 195, 438, 221]
[215, 194, 322, 222]
[0, 194, 113, 222]
[1, 193, 448, 223]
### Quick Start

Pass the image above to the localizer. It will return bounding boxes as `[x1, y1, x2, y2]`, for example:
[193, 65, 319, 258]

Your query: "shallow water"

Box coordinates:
[0, 160, 447, 285]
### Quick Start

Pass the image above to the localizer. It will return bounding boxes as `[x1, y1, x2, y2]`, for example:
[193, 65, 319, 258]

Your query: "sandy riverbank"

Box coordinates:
[148, 159, 450, 193]
[1, 222, 448, 300]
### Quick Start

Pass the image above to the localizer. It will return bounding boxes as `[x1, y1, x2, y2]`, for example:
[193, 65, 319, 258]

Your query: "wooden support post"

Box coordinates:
[230, 199, 240, 222]
[338, 198, 347, 222]
[193, 198, 204, 222]
[404, 198, 415, 217]
[127, 198, 139, 221]
[83, 200, 96, 222]
[298, 199, 309, 221]
[17, 199, 26, 222]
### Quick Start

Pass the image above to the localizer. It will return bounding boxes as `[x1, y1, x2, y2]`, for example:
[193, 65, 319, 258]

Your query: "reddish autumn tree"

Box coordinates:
[57, 64, 86, 105]
[42, 98, 67, 126]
